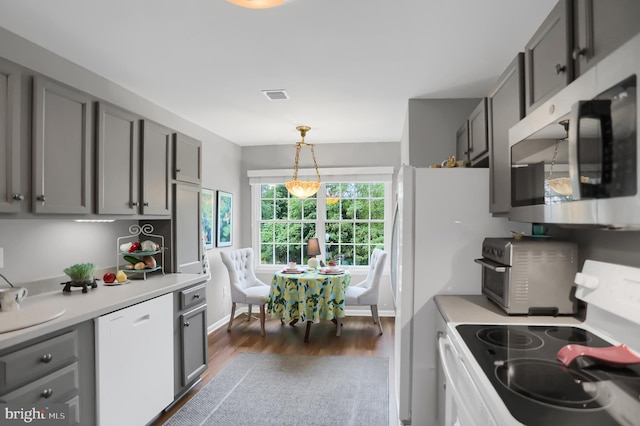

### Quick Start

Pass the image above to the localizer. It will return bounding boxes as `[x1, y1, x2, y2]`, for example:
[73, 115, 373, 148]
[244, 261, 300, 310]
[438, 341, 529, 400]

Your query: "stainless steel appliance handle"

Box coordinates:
[474, 258, 508, 273]
[568, 99, 613, 200]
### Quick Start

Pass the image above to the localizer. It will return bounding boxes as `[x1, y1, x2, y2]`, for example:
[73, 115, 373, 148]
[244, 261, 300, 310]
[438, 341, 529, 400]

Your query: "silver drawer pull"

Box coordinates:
[184, 321, 190, 327]
[41, 353, 53, 363]
[194, 293, 200, 299]
[41, 388, 53, 399]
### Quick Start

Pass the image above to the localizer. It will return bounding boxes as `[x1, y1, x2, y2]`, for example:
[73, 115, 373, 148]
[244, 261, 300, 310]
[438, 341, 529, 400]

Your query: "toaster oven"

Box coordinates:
[474, 238, 578, 315]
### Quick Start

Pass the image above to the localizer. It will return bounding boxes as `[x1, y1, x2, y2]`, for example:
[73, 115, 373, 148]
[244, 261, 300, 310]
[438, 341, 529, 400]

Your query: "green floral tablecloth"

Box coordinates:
[267, 271, 351, 323]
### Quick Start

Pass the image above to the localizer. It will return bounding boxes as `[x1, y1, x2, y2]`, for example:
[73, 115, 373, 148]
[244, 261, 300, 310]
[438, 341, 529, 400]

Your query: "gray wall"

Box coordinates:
[402, 98, 479, 167]
[0, 27, 242, 326]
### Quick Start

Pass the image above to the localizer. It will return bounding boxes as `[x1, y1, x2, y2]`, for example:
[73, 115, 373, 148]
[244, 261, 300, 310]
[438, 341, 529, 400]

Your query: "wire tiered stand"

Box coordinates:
[116, 224, 165, 280]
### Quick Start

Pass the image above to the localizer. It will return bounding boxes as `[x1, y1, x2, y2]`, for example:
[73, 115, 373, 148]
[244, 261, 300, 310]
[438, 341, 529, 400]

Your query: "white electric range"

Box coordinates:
[440, 260, 640, 426]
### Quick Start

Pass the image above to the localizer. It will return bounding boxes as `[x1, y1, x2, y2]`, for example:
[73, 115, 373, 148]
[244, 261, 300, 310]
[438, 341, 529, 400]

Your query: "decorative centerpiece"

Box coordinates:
[62, 263, 98, 293]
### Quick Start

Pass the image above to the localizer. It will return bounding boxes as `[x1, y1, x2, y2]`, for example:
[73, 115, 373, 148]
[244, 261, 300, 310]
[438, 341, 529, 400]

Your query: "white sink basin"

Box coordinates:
[0, 298, 65, 333]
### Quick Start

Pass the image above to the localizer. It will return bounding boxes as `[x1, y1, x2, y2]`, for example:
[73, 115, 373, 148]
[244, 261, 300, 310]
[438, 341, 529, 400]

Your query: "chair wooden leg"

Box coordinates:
[304, 321, 312, 342]
[260, 305, 266, 337]
[247, 304, 252, 321]
[227, 302, 237, 332]
[371, 305, 383, 335]
[336, 318, 342, 337]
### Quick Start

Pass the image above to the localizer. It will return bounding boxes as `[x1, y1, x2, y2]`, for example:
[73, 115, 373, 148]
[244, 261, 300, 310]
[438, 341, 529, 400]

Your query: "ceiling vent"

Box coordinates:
[262, 89, 290, 101]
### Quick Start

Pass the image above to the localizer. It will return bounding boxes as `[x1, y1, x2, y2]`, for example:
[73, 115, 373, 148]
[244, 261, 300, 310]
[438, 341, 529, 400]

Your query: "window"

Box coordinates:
[259, 185, 317, 265]
[324, 182, 385, 265]
[250, 167, 393, 269]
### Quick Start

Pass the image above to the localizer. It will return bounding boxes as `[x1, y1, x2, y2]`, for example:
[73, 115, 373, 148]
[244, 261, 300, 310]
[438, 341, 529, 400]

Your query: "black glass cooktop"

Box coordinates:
[456, 324, 640, 426]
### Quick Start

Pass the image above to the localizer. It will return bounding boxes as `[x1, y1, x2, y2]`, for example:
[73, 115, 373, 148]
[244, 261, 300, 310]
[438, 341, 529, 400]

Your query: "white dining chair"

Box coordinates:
[343, 248, 388, 335]
[220, 248, 270, 336]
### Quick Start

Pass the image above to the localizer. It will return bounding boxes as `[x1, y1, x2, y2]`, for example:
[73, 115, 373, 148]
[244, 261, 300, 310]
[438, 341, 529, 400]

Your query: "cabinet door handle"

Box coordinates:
[572, 47, 587, 60]
[143, 202, 149, 207]
[555, 64, 567, 74]
[12, 194, 24, 201]
[176, 168, 181, 173]
[131, 201, 139, 207]
[40, 353, 53, 363]
[37, 195, 46, 205]
[194, 293, 200, 299]
[184, 321, 190, 327]
[41, 388, 53, 399]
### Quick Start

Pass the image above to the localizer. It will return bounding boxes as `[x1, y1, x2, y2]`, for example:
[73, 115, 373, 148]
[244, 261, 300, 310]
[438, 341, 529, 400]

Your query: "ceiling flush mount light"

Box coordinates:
[226, 0, 290, 9]
[285, 126, 321, 199]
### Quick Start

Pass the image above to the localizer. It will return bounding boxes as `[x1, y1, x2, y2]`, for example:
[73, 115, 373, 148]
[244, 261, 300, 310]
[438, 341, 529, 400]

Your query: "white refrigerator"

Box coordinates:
[391, 165, 529, 426]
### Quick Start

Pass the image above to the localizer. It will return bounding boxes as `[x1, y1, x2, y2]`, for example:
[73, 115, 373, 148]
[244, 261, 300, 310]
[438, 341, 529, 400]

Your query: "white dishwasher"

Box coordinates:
[95, 293, 174, 426]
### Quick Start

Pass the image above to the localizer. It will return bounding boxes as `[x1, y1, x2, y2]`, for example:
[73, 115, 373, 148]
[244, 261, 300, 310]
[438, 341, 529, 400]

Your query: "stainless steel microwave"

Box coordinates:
[509, 33, 639, 228]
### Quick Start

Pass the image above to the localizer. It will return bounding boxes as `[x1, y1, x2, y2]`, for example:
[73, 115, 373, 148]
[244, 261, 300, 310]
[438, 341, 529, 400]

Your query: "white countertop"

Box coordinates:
[0, 273, 207, 350]
[434, 295, 585, 325]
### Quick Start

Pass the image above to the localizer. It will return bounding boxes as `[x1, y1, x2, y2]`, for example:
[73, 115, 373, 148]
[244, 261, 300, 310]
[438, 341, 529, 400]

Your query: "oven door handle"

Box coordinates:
[438, 335, 498, 426]
[474, 258, 508, 273]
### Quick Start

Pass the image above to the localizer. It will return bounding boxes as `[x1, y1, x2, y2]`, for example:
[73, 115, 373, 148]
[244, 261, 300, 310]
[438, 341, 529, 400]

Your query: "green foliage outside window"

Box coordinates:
[259, 182, 385, 266]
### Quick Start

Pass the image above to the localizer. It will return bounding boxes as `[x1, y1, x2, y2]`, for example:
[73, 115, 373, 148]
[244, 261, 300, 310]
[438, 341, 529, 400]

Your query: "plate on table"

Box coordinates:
[318, 268, 344, 275]
[281, 268, 306, 274]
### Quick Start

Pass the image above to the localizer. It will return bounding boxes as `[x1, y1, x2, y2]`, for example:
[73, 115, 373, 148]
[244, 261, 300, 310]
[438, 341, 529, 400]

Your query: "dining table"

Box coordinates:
[267, 268, 351, 342]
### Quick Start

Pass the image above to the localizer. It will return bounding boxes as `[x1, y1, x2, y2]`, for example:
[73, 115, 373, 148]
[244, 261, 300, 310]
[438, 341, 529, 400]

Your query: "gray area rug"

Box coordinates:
[164, 352, 389, 426]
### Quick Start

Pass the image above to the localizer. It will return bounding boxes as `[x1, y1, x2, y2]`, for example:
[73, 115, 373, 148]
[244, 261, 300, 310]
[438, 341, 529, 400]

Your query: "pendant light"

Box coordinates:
[226, 0, 293, 9]
[285, 126, 321, 199]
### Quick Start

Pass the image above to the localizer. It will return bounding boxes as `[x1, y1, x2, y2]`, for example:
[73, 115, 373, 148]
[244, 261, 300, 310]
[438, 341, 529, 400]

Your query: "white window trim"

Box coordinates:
[248, 167, 393, 274]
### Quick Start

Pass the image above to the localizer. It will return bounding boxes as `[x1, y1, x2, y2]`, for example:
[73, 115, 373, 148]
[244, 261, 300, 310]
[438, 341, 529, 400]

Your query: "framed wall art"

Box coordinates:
[216, 190, 233, 247]
[201, 188, 215, 250]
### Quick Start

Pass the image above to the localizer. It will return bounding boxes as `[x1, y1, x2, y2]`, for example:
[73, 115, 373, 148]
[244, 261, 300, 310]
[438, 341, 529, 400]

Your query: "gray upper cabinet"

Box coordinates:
[468, 98, 488, 165]
[573, 0, 640, 77]
[96, 102, 140, 214]
[33, 77, 92, 214]
[0, 59, 22, 213]
[174, 184, 202, 274]
[141, 120, 171, 216]
[174, 133, 202, 185]
[488, 53, 525, 215]
[524, 0, 573, 115]
[456, 122, 469, 164]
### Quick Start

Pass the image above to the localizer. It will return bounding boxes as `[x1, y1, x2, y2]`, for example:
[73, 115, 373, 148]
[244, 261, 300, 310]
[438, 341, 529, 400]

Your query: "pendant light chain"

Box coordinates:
[285, 125, 321, 199]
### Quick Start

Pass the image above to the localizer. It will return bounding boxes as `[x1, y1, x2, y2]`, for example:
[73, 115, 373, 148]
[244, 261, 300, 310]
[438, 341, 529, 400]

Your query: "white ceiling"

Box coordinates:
[0, 0, 557, 146]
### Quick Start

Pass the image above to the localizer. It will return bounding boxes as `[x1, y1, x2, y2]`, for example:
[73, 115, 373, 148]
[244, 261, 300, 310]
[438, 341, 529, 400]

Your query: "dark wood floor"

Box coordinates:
[152, 313, 396, 425]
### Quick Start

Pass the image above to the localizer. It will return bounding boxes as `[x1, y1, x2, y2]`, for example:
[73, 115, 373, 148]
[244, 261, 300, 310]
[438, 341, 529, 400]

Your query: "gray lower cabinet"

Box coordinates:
[488, 53, 525, 215]
[173, 282, 208, 399]
[573, 0, 640, 77]
[0, 58, 23, 213]
[524, 0, 573, 115]
[32, 77, 93, 214]
[96, 102, 140, 214]
[174, 133, 202, 185]
[141, 120, 172, 216]
[0, 322, 95, 426]
[174, 184, 202, 274]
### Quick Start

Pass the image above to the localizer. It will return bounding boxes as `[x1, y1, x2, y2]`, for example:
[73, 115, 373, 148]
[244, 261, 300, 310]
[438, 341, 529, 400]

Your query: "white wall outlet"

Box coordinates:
[0, 248, 3, 269]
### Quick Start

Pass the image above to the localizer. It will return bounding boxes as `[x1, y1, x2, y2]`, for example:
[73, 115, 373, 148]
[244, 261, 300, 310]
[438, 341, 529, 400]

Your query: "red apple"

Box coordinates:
[103, 272, 116, 284]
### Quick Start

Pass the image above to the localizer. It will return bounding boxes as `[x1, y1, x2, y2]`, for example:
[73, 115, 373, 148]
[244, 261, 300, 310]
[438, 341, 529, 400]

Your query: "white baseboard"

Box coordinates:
[208, 306, 394, 335]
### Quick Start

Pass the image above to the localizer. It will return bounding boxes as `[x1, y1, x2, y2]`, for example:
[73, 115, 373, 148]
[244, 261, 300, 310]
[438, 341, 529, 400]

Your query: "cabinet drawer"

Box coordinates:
[0, 363, 79, 404]
[0, 330, 78, 393]
[180, 283, 206, 310]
